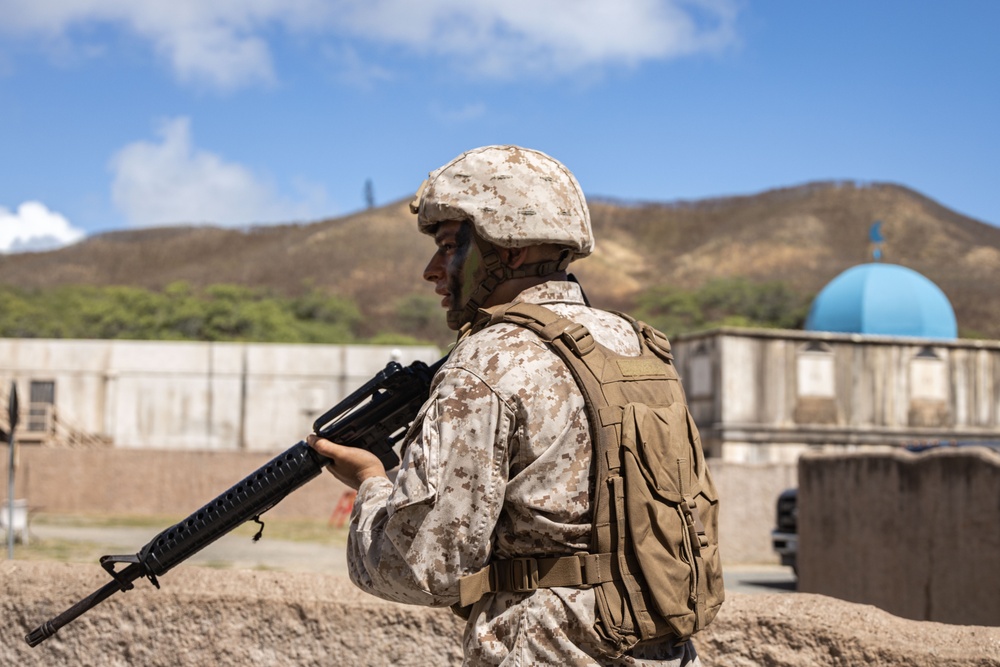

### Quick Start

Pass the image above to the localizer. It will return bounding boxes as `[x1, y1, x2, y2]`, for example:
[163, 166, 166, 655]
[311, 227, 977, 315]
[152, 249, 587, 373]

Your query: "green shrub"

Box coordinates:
[636, 278, 812, 337]
[0, 284, 368, 344]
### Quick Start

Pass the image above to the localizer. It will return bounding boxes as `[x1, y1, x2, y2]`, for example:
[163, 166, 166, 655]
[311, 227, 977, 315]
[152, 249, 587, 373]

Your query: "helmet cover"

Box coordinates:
[412, 145, 594, 260]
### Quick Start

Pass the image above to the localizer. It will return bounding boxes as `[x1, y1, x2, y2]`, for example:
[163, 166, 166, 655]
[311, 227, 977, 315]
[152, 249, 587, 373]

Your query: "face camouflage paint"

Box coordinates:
[456, 227, 482, 304]
[442, 222, 479, 328]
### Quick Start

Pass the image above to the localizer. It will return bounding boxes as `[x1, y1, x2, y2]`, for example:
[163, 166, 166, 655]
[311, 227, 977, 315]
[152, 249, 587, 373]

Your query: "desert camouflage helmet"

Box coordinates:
[410, 145, 594, 259]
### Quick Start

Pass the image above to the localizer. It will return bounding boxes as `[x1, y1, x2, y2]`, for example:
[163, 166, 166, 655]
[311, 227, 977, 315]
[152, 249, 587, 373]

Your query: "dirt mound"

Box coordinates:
[5, 561, 998, 666]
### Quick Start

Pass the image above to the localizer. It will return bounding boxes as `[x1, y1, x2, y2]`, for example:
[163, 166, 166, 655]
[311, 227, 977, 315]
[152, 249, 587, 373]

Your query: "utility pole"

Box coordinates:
[7, 382, 18, 559]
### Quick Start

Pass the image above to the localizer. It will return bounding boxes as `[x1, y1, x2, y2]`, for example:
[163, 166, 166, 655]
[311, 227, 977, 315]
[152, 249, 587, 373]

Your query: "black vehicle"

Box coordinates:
[770, 488, 798, 575]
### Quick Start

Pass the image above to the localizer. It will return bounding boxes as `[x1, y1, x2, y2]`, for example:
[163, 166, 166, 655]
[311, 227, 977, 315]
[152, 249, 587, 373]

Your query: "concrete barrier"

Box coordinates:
[798, 447, 1000, 626]
[1, 498, 30, 543]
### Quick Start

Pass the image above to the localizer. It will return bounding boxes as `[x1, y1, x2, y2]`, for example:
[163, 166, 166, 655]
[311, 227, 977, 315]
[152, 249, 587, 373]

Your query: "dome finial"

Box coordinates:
[869, 220, 885, 262]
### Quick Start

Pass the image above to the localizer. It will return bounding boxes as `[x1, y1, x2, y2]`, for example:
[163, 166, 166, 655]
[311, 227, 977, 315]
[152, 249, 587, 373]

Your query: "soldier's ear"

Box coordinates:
[501, 246, 529, 269]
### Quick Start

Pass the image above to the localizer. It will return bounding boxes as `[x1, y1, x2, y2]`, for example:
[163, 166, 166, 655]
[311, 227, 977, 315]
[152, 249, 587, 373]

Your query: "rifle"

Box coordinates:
[25, 355, 446, 648]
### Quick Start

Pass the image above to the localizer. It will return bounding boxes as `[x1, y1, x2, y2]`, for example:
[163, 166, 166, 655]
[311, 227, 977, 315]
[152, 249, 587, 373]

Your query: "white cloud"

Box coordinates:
[324, 44, 394, 90]
[109, 117, 327, 228]
[0, 0, 739, 89]
[0, 201, 86, 253]
[340, 0, 740, 77]
[0, 0, 324, 90]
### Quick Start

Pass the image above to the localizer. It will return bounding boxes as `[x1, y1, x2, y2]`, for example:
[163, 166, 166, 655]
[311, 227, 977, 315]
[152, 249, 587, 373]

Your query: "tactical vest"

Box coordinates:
[457, 302, 725, 653]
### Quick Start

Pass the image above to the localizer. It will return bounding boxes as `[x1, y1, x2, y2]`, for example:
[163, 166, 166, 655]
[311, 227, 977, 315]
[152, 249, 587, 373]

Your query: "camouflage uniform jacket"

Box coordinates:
[347, 281, 698, 666]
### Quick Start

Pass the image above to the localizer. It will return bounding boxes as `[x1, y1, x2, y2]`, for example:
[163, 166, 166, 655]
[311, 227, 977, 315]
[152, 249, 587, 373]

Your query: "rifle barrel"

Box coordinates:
[25, 563, 142, 647]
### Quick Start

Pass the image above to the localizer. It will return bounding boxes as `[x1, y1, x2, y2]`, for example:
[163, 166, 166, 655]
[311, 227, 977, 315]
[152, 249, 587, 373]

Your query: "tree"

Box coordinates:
[364, 179, 375, 209]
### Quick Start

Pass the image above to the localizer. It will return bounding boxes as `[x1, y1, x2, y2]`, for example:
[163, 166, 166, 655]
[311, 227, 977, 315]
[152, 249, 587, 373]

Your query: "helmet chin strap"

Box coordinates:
[449, 234, 572, 330]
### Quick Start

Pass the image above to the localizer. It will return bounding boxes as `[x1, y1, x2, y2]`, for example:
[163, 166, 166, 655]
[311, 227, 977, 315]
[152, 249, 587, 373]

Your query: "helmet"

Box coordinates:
[411, 145, 594, 260]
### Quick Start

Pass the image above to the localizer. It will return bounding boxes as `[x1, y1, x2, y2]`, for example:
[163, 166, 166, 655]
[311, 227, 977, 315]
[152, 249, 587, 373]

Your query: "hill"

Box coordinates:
[1, 181, 998, 339]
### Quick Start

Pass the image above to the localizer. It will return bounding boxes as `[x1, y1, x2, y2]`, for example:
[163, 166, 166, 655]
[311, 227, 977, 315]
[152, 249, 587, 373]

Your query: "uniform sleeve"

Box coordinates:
[345, 365, 514, 607]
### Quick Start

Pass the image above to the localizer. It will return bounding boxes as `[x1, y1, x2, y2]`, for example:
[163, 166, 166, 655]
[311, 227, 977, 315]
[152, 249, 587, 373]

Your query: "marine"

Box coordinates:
[309, 145, 702, 665]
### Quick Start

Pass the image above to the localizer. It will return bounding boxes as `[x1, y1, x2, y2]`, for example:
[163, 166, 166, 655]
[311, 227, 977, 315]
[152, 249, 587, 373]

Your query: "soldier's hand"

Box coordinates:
[306, 434, 388, 490]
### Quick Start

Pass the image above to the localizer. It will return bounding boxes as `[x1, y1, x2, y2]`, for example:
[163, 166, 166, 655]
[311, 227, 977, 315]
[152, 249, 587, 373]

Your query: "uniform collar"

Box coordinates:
[509, 280, 586, 307]
[459, 281, 587, 341]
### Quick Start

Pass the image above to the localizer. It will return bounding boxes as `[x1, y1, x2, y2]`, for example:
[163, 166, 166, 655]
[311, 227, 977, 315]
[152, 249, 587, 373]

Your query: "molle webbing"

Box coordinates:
[459, 553, 615, 607]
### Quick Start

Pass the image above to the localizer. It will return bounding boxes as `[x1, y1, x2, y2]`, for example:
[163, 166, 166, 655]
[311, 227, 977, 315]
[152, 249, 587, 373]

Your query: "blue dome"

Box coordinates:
[805, 263, 957, 339]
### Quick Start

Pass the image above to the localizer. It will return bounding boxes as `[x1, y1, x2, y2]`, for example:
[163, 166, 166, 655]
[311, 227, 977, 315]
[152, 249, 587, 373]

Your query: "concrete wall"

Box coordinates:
[1, 448, 795, 566]
[0, 339, 439, 451]
[673, 328, 1000, 462]
[709, 461, 797, 564]
[797, 448, 1000, 626]
[1, 448, 354, 522]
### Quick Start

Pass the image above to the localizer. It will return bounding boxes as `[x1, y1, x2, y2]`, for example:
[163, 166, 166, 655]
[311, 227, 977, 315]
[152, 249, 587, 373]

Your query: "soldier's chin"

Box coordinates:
[445, 308, 466, 330]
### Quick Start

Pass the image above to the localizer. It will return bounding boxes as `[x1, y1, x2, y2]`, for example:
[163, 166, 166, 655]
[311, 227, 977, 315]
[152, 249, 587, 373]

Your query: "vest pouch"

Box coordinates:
[619, 402, 724, 639]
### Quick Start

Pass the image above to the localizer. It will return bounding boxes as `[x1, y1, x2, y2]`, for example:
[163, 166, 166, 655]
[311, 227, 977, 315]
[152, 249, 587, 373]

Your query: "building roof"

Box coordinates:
[804, 263, 957, 339]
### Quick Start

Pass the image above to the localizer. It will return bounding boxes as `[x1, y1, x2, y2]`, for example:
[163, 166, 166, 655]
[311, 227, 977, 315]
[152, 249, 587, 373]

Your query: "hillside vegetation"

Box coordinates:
[0, 181, 997, 343]
[0, 283, 374, 343]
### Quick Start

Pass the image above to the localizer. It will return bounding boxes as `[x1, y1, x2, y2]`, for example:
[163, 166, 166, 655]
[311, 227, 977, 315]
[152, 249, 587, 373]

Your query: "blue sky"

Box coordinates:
[1, 1, 998, 253]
